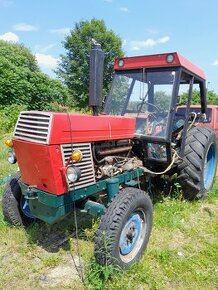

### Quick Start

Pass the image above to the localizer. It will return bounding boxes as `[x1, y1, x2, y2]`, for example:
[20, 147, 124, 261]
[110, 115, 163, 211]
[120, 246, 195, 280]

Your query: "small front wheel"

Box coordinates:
[94, 187, 153, 269]
[2, 172, 35, 226]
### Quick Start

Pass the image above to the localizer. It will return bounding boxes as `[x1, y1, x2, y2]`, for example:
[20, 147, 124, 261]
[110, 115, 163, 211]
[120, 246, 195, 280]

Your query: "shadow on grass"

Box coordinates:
[142, 175, 183, 204]
[25, 209, 96, 253]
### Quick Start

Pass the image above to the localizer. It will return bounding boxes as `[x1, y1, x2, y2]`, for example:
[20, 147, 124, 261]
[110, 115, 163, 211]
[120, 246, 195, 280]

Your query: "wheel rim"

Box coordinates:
[20, 196, 35, 219]
[119, 210, 147, 263]
[203, 143, 217, 190]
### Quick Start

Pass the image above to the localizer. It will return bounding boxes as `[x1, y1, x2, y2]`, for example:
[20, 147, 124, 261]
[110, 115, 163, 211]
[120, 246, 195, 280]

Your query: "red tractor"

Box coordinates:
[3, 46, 218, 269]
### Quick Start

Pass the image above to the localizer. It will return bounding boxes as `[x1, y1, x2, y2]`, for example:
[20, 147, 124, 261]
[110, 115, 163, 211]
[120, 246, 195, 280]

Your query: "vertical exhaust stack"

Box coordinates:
[89, 44, 105, 116]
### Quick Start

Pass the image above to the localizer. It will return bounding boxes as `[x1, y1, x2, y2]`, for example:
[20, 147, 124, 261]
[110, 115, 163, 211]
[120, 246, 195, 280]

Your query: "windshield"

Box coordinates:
[104, 68, 177, 139]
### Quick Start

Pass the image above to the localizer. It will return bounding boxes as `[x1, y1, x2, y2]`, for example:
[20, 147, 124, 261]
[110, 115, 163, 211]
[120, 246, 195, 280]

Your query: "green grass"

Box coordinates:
[0, 133, 217, 290]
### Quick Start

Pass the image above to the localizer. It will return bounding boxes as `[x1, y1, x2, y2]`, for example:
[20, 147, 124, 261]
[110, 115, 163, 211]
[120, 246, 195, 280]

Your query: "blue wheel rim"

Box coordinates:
[119, 210, 147, 262]
[204, 143, 217, 190]
[20, 196, 35, 219]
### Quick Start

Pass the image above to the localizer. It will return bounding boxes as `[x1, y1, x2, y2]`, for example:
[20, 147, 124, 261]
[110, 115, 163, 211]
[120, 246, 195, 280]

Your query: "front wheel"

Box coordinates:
[94, 188, 153, 269]
[2, 172, 35, 226]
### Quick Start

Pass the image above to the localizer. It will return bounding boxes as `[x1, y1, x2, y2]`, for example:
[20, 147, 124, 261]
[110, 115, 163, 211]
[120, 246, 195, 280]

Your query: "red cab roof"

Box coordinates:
[114, 52, 205, 80]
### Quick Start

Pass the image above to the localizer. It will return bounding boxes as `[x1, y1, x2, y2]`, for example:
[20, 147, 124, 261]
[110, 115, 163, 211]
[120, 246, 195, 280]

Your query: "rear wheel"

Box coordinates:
[177, 126, 217, 200]
[2, 172, 35, 226]
[94, 187, 153, 269]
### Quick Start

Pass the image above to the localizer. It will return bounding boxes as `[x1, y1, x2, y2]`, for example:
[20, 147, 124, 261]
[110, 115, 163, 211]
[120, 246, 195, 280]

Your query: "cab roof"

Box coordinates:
[114, 52, 206, 80]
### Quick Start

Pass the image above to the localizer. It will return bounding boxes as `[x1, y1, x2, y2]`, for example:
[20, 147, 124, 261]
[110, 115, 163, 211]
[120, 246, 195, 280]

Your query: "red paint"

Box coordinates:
[13, 114, 136, 195]
[48, 114, 136, 144]
[114, 52, 205, 80]
[13, 140, 68, 195]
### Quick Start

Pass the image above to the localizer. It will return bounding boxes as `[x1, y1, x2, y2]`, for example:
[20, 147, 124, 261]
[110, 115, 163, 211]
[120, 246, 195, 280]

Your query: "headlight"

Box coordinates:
[66, 166, 81, 183]
[118, 59, 124, 67]
[8, 150, 17, 164]
[166, 54, 174, 63]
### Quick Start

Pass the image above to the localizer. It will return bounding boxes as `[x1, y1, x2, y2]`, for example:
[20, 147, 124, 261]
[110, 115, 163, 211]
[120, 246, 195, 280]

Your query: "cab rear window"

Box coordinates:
[176, 107, 212, 123]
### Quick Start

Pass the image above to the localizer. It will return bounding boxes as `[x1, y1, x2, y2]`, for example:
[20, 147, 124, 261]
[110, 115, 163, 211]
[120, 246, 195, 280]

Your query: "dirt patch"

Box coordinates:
[39, 254, 84, 288]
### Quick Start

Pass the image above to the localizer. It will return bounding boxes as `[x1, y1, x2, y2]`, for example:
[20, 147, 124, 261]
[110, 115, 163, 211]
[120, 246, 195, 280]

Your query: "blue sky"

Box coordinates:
[0, 0, 218, 93]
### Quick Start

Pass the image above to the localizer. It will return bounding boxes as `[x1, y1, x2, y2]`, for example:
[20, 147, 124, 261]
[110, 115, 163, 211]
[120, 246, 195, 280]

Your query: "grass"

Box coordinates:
[0, 133, 217, 290]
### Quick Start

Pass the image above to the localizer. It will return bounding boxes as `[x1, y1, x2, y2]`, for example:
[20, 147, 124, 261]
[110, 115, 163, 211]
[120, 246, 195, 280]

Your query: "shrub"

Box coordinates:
[0, 104, 26, 134]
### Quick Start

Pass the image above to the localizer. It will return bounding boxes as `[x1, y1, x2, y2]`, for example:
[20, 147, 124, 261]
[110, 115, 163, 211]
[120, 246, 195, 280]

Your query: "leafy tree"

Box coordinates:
[207, 90, 218, 105]
[0, 40, 69, 110]
[56, 18, 124, 109]
[154, 91, 171, 111]
[180, 89, 218, 105]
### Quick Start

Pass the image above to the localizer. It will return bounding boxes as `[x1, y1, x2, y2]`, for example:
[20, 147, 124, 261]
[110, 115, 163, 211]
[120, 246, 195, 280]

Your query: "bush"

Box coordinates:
[0, 104, 26, 134]
[0, 41, 70, 110]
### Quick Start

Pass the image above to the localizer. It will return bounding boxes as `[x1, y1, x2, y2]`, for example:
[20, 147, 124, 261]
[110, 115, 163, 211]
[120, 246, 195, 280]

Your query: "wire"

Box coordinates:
[141, 149, 181, 175]
[67, 112, 84, 283]
[187, 112, 197, 131]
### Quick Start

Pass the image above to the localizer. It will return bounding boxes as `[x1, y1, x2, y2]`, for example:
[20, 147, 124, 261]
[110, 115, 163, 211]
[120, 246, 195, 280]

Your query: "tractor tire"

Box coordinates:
[94, 187, 153, 269]
[177, 126, 217, 200]
[2, 172, 35, 226]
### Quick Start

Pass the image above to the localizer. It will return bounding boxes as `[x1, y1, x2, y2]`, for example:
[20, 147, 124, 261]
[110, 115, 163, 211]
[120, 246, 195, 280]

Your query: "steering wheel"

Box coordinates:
[137, 100, 161, 114]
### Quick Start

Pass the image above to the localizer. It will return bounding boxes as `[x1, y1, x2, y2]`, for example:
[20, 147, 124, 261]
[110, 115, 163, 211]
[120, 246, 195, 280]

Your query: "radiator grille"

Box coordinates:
[13, 111, 52, 144]
[61, 143, 96, 190]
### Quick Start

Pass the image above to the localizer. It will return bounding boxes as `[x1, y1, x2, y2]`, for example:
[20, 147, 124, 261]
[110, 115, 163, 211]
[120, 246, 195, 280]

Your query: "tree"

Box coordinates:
[180, 89, 218, 105]
[0, 40, 69, 110]
[207, 90, 218, 105]
[56, 18, 124, 109]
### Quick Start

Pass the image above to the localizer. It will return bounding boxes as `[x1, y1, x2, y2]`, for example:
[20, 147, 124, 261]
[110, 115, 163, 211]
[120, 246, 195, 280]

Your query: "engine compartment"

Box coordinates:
[92, 139, 142, 179]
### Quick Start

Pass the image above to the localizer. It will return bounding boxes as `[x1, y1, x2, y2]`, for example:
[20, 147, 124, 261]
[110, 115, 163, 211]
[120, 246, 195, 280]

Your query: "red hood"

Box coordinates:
[13, 111, 136, 145]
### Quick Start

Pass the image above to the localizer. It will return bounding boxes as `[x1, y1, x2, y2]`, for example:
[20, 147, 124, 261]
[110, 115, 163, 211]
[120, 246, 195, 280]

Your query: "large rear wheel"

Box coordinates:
[177, 126, 217, 200]
[94, 187, 153, 269]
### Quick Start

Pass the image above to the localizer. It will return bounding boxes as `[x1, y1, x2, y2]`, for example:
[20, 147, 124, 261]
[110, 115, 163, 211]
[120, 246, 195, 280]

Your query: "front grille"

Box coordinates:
[61, 143, 96, 190]
[13, 111, 52, 144]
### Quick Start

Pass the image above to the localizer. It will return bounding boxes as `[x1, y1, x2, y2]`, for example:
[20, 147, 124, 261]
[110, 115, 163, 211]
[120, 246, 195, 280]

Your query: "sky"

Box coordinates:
[0, 0, 218, 93]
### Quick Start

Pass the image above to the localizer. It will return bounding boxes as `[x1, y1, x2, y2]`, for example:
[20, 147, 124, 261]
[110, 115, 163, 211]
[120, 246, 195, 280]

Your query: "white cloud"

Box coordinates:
[120, 7, 130, 13]
[49, 27, 71, 35]
[158, 36, 170, 44]
[212, 60, 218, 66]
[0, 31, 19, 42]
[35, 53, 59, 69]
[130, 36, 170, 51]
[13, 23, 38, 32]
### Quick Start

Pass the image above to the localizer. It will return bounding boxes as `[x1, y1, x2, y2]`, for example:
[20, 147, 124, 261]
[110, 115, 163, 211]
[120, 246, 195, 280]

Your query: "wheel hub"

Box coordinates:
[20, 196, 35, 219]
[119, 213, 142, 255]
[126, 226, 136, 243]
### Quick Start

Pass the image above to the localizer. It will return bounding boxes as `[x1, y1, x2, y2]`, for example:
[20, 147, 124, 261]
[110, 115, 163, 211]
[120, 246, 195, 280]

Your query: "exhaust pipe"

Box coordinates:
[89, 44, 105, 116]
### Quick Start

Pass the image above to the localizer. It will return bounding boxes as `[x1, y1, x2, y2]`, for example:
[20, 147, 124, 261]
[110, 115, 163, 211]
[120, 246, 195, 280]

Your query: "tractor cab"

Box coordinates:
[104, 52, 207, 166]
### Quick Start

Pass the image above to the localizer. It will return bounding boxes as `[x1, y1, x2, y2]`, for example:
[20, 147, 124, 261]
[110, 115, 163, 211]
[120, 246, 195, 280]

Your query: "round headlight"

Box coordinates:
[166, 54, 174, 63]
[8, 150, 17, 164]
[66, 166, 81, 183]
[118, 59, 124, 67]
